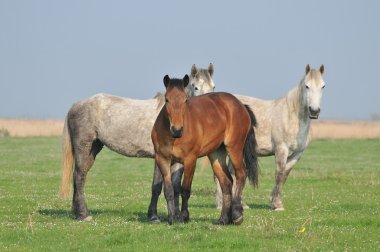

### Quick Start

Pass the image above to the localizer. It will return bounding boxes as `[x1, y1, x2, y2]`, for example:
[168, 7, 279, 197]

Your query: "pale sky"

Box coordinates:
[0, 0, 379, 120]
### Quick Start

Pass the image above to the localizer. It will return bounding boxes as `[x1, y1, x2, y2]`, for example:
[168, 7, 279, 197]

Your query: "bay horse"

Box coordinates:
[152, 75, 259, 225]
[215, 64, 326, 210]
[59, 64, 215, 221]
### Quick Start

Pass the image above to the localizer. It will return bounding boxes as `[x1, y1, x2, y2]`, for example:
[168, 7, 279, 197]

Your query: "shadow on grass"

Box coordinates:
[191, 203, 271, 210]
[246, 203, 271, 210]
[38, 208, 165, 223]
[38, 209, 71, 217]
[38, 207, 252, 224]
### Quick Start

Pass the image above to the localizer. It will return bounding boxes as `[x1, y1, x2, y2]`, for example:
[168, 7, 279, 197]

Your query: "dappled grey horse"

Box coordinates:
[215, 64, 326, 210]
[59, 64, 215, 221]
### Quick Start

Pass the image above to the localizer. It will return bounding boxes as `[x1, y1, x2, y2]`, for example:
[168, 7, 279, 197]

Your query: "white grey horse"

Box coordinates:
[215, 64, 325, 210]
[59, 64, 215, 221]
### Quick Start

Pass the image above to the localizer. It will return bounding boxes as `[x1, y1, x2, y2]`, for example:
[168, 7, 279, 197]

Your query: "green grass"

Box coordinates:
[0, 137, 379, 251]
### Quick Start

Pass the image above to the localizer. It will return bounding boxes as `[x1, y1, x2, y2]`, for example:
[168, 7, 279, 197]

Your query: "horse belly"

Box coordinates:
[105, 137, 155, 158]
[98, 118, 156, 158]
[198, 140, 223, 157]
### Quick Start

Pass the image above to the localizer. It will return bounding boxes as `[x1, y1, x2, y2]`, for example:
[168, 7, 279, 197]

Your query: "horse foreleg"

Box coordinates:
[147, 161, 163, 223]
[272, 152, 302, 210]
[147, 162, 183, 223]
[180, 156, 197, 223]
[271, 146, 289, 211]
[209, 150, 233, 225]
[156, 155, 175, 225]
[171, 162, 184, 220]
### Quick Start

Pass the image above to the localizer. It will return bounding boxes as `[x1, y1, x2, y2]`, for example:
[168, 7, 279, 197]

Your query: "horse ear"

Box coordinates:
[183, 74, 189, 88]
[191, 64, 198, 77]
[305, 64, 311, 75]
[319, 64, 325, 75]
[163, 75, 170, 88]
[208, 63, 214, 77]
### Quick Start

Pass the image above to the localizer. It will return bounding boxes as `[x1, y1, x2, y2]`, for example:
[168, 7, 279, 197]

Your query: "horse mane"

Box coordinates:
[286, 74, 310, 116]
[286, 85, 302, 113]
[154, 92, 165, 111]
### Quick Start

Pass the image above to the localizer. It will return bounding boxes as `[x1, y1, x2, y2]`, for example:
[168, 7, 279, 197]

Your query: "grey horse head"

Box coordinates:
[186, 63, 215, 97]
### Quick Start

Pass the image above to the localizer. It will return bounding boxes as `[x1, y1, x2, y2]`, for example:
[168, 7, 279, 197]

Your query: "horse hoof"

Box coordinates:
[216, 218, 229, 225]
[242, 202, 250, 209]
[179, 216, 189, 223]
[274, 207, 285, 211]
[149, 216, 161, 223]
[180, 211, 190, 223]
[77, 215, 93, 222]
[232, 215, 243, 225]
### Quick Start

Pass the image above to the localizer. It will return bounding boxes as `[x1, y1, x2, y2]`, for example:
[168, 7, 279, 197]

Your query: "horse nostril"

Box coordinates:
[308, 107, 321, 119]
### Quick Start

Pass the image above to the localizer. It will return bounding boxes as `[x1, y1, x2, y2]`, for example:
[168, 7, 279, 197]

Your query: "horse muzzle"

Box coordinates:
[170, 126, 183, 138]
[309, 106, 320, 119]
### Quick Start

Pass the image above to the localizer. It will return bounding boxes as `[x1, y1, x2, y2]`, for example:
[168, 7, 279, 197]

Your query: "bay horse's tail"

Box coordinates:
[59, 116, 73, 199]
[243, 105, 259, 188]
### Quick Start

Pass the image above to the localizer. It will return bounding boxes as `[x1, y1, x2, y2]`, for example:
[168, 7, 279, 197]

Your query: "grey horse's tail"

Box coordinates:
[243, 105, 259, 188]
[59, 116, 73, 199]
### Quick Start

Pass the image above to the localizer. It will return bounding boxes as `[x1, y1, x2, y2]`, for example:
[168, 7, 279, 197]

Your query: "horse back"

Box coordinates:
[186, 92, 252, 153]
[68, 93, 159, 157]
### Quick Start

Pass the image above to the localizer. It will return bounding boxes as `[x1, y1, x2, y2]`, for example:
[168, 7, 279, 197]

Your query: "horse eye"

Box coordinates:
[194, 87, 199, 91]
[305, 85, 310, 89]
[322, 85, 325, 89]
[165, 98, 169, 103]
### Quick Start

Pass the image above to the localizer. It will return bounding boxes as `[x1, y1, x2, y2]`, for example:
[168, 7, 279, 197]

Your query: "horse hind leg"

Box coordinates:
[226, 147, 247, 225]
[72, 138, 103, 221]
[215, 162, 250, 210]
[214, 176, 223, 209]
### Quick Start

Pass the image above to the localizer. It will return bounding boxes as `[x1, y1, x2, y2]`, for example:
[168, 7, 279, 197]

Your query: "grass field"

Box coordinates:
[0, 137, 379, 251]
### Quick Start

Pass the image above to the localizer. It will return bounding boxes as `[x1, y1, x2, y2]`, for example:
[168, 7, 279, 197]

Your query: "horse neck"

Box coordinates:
[286, 79, 310, 124]
[185, 86, 192, 97]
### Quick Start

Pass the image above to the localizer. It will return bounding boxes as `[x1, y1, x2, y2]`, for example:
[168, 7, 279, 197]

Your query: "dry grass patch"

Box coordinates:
[311, 120, 380, 139]
[0, 119, 64, 137]
[1, 118, 380, 139]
